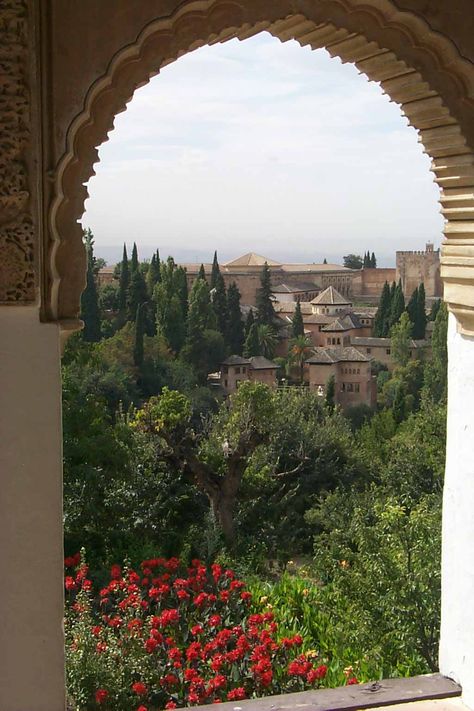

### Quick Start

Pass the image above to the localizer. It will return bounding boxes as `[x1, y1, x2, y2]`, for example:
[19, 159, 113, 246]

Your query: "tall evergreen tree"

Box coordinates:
[424, 302, 448, 401]
[391, 311, 413, 367]
[256, 262, 275, 326]
[429, 298, 441, 321]
[406, 286, 419, 328]
[133, 303, 145, 367]
[146, 251, 161, 296]
[181, 278, 218, 378]
[414, 282, 427, 339]
[325, 375, 335, 411]
[373, 281, 391, 337]
[131, 242, 139, 273]
[292, 299, 305, 338]
[245, 309, 255, 336]
[80, 229, 101, 342]
[154, 257, 187, 353]
[127, 244, 147, 322]
[243, 322, 261, 357]
[198, 264, 206, 280]
[211, 251, 220, 290]
[212, 272, 228, 337]
[371, 252, 377, 268]
[226, 282, 244, 355]
[389, 279, 405, 327]
[323, 258, 328, 265]
[118, 244, 130, 314]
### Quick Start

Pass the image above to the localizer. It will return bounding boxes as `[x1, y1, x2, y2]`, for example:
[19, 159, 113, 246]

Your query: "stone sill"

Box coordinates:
[193, 674, 461, 711]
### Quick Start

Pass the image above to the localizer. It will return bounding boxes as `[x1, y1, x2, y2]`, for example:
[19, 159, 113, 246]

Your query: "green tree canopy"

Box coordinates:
[226, 282, 244, 355]
[373, 281, 391, 337]
[343, 254, 363, 270]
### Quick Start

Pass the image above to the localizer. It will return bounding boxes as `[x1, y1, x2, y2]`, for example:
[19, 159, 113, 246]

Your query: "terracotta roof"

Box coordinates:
[223, 253, 282, 268]
[249, 356, 279, 370]
[302, 313, 334, 325]
[311, 286, 352, 306]
[322, 313, 363, 332]
[222, 355, 251, 366]
[306, 347, 371, 364]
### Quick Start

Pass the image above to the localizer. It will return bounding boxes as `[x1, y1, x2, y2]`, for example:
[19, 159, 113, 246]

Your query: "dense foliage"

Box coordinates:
[70, 233, 448, 708]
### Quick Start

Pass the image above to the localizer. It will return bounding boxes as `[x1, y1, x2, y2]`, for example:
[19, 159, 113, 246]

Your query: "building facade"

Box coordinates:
[396, 243, 443, 298]
[306, 347, 376, 409]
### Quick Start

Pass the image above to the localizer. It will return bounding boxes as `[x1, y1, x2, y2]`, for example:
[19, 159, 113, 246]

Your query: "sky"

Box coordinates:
[83, 33, 443, 268]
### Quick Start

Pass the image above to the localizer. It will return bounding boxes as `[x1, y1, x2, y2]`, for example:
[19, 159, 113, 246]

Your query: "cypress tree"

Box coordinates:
[181, 278, 217, 378]
[176, 266, 189, 318]
[292, 299, 305, 338]
[131, 242, 139, 273]
[133, 303, 145, 367]
[245, 309, 255, 336]
[325, 375, 335, 411]
[118, 244, 130, 314]
[414, 282, 427, 339]
[146, 252, 161, 296]
[373, 281, 391, 337]
[429, 298, 441, 321]
[371, 252, 377, 268]
[323, 258, 327, 265]
[154, 257, 186, 353]
[424, 302, 448, 401]
[198, 264, 206, 280]
[256, 262, 275, 326]
[127, 244, 147, 322]
[212, 272, 228, 337]
[389, 279, 405, 327]
[406, 286, 419, 328]
[243, 322, 261, 357]
[226, 282, 244, 355]
[80, 229, 101, 342]
[211, 251, 220, 290]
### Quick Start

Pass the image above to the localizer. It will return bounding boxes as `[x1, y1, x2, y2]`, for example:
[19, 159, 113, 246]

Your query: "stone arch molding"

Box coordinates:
[48, 0, 474, 335]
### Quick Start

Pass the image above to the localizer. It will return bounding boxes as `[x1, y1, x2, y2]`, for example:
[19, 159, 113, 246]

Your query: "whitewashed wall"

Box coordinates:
[440, 314, 474, 708]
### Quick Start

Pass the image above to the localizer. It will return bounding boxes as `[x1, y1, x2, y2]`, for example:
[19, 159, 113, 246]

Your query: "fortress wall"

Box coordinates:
[351, 268, 396, 297]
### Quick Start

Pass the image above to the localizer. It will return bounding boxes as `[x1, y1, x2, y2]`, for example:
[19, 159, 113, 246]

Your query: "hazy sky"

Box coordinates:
[83, 33, 443, 267]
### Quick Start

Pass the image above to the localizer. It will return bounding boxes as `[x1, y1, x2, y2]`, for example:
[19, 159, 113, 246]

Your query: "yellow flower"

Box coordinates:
[259, 596, 268, 604]
[302, 588, 309, 597]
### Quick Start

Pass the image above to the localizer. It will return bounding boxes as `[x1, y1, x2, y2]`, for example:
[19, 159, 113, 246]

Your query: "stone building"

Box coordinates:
[305, 347, 376, 409]
[220, 355, 278, 394]
[3, 2, 474, 710]
[351, 336, 432, 371]
[351, 267, 397, 300]
[183, 252, 354, 305]
[396, 243, 443, 298]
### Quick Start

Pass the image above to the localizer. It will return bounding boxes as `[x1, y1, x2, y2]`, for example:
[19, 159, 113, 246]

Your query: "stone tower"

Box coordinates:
[396, 243, 442, 298]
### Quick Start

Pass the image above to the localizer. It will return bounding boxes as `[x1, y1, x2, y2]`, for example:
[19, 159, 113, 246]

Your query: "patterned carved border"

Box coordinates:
[47, 0, 474, 334]
[0, 0, 36, 304]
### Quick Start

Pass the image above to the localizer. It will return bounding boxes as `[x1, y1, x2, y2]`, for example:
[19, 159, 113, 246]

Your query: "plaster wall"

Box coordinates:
[352, 268, 397, 297]
[440, 316, 474, 708]
[0, 307, 65, 711]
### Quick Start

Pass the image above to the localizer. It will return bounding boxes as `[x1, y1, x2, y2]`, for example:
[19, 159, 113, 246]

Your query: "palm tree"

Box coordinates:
[256, 324, 278, 359]
[288, 334, 313, 383]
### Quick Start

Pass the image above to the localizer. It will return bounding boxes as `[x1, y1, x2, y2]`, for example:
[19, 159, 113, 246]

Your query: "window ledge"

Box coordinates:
[195, 674, 461, 711]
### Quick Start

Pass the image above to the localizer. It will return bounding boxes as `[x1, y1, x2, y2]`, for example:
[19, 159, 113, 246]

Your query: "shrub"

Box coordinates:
[65, 555, 338, 710]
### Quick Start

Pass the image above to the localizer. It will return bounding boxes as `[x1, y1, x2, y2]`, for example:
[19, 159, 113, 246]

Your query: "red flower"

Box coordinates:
[227, 688, 246, 701]
[132, 681, 147, 696]
[144, 637, 159, 654]
[307, 665, 327, 683]
[208, 614, 222, 627]
[240, 591, 252, 602]
[110, 564, 122, 580]
[65, 576, 76, 592]
[346, 676, 359, 685]
[137, 706, 148, 711]
[95, 689, 108, 704]
[64, 552, 81, 568]
[92, 626, 102, 637]
[165, 702, 177, 710]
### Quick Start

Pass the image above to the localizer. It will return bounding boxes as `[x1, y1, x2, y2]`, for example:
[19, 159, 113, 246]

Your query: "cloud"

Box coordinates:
[84, 33, 443, 265]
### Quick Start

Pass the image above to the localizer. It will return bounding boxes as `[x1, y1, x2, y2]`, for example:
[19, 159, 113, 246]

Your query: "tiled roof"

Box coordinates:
[302, 313, 334, 325]
[224, 253, 281, 267]
[271, 282, 319, 294]
[322, 313, 363, 331]
[311, 286, 352, 305]
[249, 356, 279, 370]
[351, 337, 390, 347]
[306, 346, 371, 364]
[222, 355, 251, 366]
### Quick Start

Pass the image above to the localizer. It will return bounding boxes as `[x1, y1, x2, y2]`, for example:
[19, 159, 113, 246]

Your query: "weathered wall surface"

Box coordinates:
[396, 249, 442, 298]
[352, 268, 397, 297]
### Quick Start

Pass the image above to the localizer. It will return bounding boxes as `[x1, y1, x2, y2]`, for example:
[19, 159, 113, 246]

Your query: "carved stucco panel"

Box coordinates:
[0, 0, 35, 304]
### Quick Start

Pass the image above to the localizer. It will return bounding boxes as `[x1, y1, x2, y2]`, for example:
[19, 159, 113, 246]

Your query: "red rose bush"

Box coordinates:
[65, 554, 336, 710]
